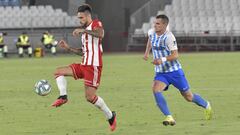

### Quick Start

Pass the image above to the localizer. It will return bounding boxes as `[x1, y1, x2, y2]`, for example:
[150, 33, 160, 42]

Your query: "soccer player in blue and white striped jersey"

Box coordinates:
[143, 15, 213, 126]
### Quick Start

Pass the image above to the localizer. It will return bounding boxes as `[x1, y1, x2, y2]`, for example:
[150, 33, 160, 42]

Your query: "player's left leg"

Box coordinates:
[18, 46, 24, 57]
[181, 90, 207, 108]
[52, 66, 74, 107]
[85, 86, 116, 131]
[152, 80, 176, 126]
[0, 46, 3, 57]
[181, 90, 212, 120]
[27, 46, 32, 57]
[50, 44, 56, 55]
[152, 74, 176, 126]
[84, 65, 116, 131]
[3, 45, 7, 57]
[171, 69, 213, 120]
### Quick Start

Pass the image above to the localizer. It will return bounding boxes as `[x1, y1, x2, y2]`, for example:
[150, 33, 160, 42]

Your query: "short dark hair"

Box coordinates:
[78, 4, 92, 14]
[156, 14, 169, 25]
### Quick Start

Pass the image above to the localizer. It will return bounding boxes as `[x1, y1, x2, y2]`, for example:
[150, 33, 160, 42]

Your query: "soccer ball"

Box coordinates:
[34, 80, 51, 96]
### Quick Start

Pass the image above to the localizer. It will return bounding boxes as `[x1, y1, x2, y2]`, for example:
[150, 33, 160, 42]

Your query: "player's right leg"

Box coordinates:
[27, 46, 32, 57]
[180, 91, 213, 120]
[171, 69, 213, 120]
[52, 66, 74, 107]
[0, 46, 3, 57]
[152, 79, 176, 126]
[3, 45, 7, 57]
[85, 86, 117, 131]
[50, 45, 56, 55]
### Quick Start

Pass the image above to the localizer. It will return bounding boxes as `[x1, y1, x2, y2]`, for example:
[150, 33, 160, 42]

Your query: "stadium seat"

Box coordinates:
[13, 20, 21, 28]
[233, 16, 240, 23]
[55, 9, 63, 16]
[184, 24, 192, 33]
[208, 22, 218, 32]
[37, 5, 45, 11]
[149, 17, 155, 28]
[29, 6, 37, 10]
[157, 10, 165, 16]
[0, 21, 5, 29]
[233, 23, 240, 32]
[142, 23, 150, 35]
[21, 6, 28, 11]
[45, 5, 54, 12]
[206, 10, 215, 16]
[164, 5, 173, 17]
[0, 5, 80, 28]
[134, 28, 144, 35]
[21, 19, 30, 28]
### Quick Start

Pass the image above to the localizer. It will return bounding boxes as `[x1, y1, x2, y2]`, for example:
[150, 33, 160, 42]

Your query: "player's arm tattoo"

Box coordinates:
[67, 47, 83, 56]
[84, 28, 104, 38]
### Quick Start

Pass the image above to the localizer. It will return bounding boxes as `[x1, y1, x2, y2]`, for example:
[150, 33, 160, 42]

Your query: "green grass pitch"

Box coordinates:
[0, 52, 240, 135]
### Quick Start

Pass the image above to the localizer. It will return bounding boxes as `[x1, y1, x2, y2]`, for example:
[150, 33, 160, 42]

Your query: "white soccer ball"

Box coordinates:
[34, 80, 51, 96]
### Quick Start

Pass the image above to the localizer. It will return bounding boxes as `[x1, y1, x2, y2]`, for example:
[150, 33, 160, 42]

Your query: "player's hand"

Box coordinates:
[73, 28, 85, 37]
[143, 54, 149, 61]
[58, 40, 69, 49]
[151, 59, 162, 65]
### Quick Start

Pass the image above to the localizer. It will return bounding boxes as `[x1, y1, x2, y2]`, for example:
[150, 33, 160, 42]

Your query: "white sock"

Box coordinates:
[56, 76, 67, 96]
[94, 96, 113, 119]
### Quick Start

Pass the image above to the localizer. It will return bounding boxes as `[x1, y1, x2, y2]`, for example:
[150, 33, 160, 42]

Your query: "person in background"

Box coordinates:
[16, 32, 32, 57]
[41, 31, 57, 55]
[0, 32, 8, 58]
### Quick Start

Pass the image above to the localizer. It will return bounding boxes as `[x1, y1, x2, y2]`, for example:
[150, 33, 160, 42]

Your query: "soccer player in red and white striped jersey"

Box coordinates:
[52, 4, 116, 131]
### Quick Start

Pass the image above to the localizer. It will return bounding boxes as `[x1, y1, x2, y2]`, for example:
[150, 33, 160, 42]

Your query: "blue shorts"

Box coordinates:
[154, 69, 190, 92]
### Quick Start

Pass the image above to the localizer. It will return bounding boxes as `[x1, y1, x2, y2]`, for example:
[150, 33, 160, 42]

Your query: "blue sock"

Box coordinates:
[153, 92, 171, 116]
[192, 93, 208, 108]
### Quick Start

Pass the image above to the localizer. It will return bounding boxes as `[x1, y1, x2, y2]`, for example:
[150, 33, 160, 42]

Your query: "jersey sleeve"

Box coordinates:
[92, 20, 103, 30]
[166, 33, 178, 51]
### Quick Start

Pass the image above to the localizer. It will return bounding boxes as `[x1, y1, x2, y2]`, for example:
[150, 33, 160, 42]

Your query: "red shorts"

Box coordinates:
[69, 63, 102, 88]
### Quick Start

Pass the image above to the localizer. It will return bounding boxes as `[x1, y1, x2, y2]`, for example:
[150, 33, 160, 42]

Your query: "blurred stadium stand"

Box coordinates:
[0, 5, 79, 29]
[127, 0, 240, 52]
[1, 0, 240, 53]
[0, 0, 85, 53]
[0, 0, 20, 6]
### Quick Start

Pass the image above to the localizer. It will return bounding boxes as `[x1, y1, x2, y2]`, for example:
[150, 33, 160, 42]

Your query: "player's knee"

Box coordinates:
[152, 88, 159, 92]
[152, 81, 166, 92]
[85, 94, 97, 104]
[181, 91, 193, 102]
[152, 83, 158, 92]
[152, 86, 164, 92]
[184, 94, 193, 102]
[185, 97, 192, 102]
[54, 67, 64, 77]
[152, 87, 155, 91]
[86, 96, 92, 103]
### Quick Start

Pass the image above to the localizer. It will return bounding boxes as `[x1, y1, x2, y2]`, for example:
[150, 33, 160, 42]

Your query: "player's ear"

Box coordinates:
[87, 13, 92, 18]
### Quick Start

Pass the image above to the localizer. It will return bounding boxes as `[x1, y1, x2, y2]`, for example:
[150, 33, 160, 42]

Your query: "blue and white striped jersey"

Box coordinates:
[148, 29, 182, 73]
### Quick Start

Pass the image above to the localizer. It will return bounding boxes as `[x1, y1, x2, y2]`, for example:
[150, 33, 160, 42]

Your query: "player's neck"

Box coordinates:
[86, 18, 93, 26]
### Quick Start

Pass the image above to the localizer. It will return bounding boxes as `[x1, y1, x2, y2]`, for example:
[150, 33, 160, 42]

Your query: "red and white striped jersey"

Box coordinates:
[81, 19, 103, 66]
